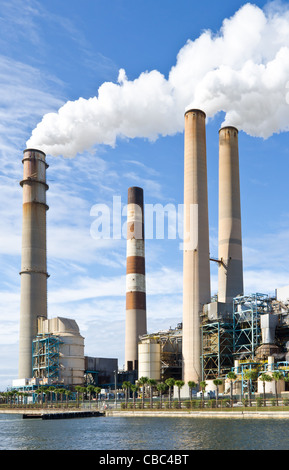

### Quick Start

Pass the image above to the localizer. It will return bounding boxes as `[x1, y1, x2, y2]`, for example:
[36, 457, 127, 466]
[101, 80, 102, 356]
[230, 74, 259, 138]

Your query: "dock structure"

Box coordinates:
[21, 410, 104, 419]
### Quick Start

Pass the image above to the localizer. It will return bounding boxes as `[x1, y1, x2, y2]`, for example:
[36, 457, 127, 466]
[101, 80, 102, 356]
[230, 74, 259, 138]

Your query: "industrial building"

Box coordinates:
[13, 108, 289, 400]
[137, 109, 289, 399]
[14, 148, 118, 392]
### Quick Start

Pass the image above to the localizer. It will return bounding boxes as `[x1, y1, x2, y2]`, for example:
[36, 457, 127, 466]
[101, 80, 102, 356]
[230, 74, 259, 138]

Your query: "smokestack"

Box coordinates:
[125, 187, 147, 372]
[182, 109, 211, 383]
[218, 127, 243, 308]
[18, 149, 49, 379]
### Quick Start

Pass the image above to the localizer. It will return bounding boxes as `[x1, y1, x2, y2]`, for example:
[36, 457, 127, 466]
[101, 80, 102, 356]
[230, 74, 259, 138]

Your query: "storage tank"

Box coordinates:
[37, 317, 85, 386]
[138, 340, 161, 380]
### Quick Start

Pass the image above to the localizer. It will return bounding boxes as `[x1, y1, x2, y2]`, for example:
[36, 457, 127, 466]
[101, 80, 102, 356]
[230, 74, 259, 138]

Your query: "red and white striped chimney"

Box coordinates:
[125, 187, 147, 372]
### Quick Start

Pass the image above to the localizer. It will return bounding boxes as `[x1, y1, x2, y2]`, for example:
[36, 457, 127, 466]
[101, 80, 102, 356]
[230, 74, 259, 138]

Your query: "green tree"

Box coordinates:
[75, 385, 86, 407]
[272, 371, 283, 406]
[156, 382, 167, 409]
[227, 371, 237, 406]
[47, 386, 56, 406]
[188, 381, 197, 402]
[147, 379, 157, 408]
[122, 381, 131, 408]
[130, 384, 139, 409]
[138, 377, 148, 409]
[244, 369, 258, 406]
[199, 381, 207, 408]
[213, 378, 223, 407]
[64, 390, 72, 408]
[175, 380, 185, 408]
[57, 388, 66, 407]
[165, 378, 175, 408]
[259, 373, 273, 407]
[94, 387, 101, 403]
[87, 385, 95, 407]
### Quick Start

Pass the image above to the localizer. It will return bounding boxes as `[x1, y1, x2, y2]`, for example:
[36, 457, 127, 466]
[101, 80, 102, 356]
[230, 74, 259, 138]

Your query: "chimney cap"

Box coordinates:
[184, 108, 206, 118]
[219, 125, 238, 134]
[23, 148, 46, 157]
[128, 186, 144, 206]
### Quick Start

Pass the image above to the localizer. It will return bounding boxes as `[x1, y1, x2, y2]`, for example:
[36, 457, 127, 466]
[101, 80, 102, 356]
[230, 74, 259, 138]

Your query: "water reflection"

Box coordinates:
[1, 414, 289, 450]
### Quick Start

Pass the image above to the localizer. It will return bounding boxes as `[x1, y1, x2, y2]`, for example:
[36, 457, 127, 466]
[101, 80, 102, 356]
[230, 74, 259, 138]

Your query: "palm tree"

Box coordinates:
[165, 378, 175, 408]
[147, 379, 157, 408]
[122, 381, 131, 408]
[259, 373, 272, 406]
[188, 381, 197, 402]
[47, 386, 56, 407]
[243, 369, 258, 406]
[94, 387, 101, 404]
[156, 382, 167, 409]
[213, 378, 223, 407]
[130, 384, 138, 409]
[272, 371, 283, 406]
[87, 385, 95, 407]
[175, 380, 185, 408]
[75, 385, 83, 407]
[200, 381, 207, 408]
[64, 390, 72, 408]
[138, 377, 148, 409]
[227, 371, 237, 406]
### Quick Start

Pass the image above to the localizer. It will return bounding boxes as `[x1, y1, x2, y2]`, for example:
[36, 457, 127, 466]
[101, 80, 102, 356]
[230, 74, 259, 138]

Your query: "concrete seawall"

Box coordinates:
[105, 410, 289, 419]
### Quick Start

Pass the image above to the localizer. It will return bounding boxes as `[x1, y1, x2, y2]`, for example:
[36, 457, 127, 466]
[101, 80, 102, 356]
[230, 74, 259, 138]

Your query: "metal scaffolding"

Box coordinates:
[233, 293, 270, 361]
[201, 321, 234, 380]
[32, 334, 63, 383]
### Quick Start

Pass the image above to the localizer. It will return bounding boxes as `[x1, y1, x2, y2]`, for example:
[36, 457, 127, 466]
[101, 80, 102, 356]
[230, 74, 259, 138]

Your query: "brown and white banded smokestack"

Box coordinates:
[18, 149, 49, 379]
[125, 187, 147, 372]
[182, 109, 211, 384]
[218, 126, 243, 308]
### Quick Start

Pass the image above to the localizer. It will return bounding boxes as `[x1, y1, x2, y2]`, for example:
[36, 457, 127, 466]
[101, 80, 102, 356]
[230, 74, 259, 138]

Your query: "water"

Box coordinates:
[1, 414, 289, 450]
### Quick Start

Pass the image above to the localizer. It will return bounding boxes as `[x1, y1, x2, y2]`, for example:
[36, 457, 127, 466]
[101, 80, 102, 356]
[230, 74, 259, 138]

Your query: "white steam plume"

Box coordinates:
[26, 3, 289, 158]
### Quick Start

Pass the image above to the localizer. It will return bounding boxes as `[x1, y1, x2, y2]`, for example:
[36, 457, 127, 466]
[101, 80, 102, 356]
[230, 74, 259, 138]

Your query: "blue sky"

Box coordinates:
[0, 0, 289, 390]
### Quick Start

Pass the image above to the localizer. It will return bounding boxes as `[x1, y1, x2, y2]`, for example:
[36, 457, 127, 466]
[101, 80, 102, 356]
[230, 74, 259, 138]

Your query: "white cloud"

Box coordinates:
[27, 3, 289, 158]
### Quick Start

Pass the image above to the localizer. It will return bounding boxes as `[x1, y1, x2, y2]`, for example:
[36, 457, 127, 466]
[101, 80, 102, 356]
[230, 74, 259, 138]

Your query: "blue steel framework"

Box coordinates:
[201, 294, 270, 382]
[233, 293, 270, 360]
[32, 334, 62, 383]
[201, 321, 234, 380]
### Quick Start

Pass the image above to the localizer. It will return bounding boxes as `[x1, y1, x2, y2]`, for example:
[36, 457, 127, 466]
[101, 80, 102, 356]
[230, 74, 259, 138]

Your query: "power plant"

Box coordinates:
[10, 108, 289, 400]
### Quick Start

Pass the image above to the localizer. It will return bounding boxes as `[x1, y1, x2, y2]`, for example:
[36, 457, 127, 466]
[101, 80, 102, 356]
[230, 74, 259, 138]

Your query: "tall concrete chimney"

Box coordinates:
[182, 109, 211, 384]
[218, 127, 243, 308]
[125, 187, 147, 372]
[19, 149, 49, 379]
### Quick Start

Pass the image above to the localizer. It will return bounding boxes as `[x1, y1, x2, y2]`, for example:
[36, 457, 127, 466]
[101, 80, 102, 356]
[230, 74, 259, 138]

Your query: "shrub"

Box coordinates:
[270, 398, 276, 407]
[184, 400, 191, 409]
[256, 397, 263, 407]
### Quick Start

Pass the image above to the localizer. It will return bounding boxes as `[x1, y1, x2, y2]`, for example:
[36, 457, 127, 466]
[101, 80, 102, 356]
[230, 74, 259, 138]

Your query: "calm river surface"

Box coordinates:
[0, 413, 289, 450]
